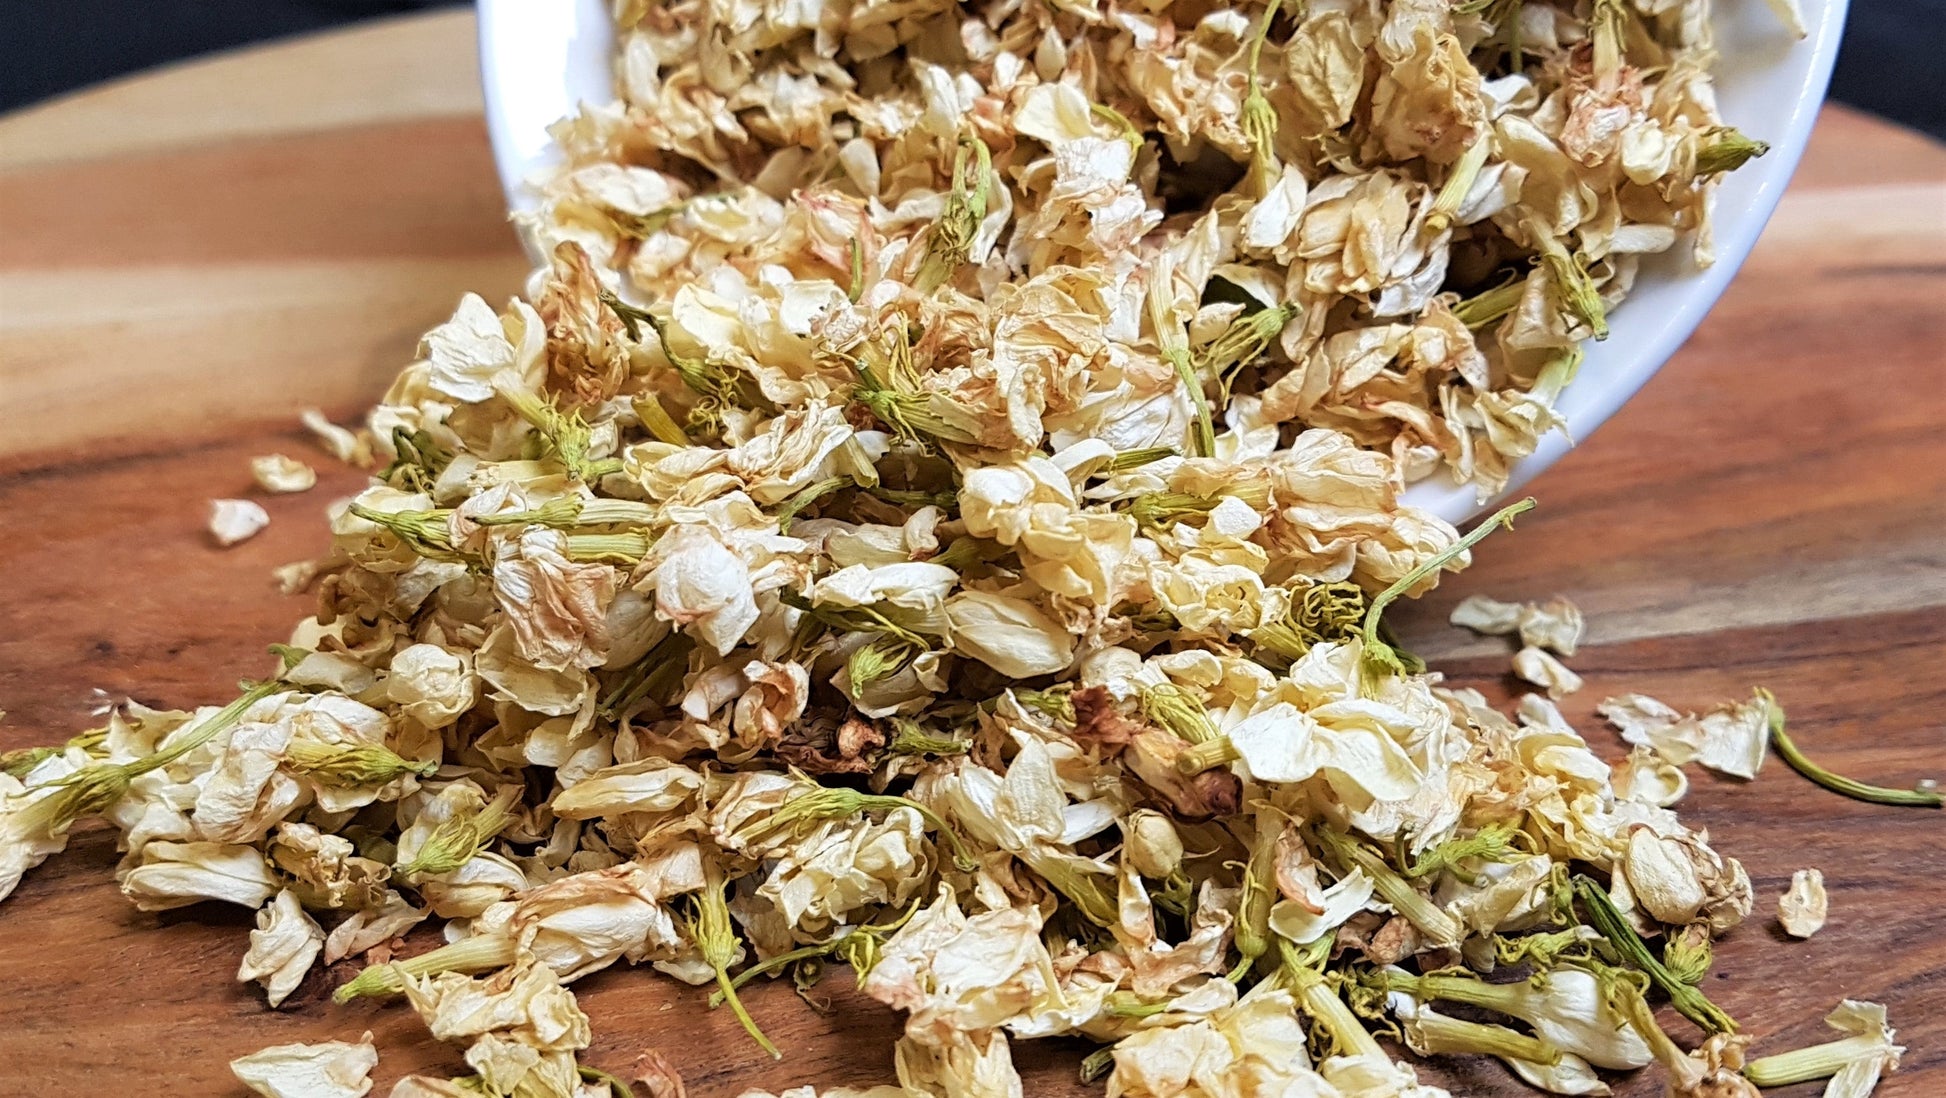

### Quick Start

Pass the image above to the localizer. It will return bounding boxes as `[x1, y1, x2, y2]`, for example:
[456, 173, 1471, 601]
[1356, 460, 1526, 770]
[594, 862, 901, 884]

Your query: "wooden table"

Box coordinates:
[1, 10, 1941, 1097]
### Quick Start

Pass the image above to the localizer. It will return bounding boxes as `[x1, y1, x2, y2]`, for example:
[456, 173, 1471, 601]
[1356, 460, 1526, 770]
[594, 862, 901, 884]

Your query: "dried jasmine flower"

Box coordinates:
[691, 859, 780, 1059]
[394, 785, 522, 880]
[1743, 999, 1903, 1094]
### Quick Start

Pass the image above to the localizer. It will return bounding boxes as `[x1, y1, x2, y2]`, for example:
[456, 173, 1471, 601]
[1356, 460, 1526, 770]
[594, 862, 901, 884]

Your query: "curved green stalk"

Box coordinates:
[1763, 690, 1941, 808]
[1360, 498, 1534, 696]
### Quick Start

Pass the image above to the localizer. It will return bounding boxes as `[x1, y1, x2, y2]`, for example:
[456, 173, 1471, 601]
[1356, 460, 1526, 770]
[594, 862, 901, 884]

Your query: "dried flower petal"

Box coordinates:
[1599, 692, 1769, 779]
[238, 889, 325, 1006]
[210, 499, 270, 546]
[230, 1033, 377, 1098]
[251, 454, 318, 494]
[1779, 868, 1828, 939]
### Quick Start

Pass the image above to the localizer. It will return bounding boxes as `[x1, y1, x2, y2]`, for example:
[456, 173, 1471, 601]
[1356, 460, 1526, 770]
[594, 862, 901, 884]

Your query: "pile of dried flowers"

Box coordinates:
[4, 0, 1915, 1096]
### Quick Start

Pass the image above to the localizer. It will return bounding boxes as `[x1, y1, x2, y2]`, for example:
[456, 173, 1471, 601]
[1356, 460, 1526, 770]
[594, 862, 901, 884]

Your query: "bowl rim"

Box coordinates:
[476, 0, 1847, 526]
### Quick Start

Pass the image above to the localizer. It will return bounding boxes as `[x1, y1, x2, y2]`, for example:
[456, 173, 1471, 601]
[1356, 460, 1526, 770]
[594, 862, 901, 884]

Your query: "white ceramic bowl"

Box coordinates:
[477, 0, 1846, 524]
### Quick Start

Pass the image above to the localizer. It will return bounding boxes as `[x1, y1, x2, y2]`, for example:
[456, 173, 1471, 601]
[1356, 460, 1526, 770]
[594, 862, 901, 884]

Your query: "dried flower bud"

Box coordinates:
[1125, 810, 1184, 880]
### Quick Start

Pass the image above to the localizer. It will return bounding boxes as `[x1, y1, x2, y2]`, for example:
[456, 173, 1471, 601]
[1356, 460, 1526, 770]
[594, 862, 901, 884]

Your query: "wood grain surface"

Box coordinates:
[1, 10, 1943, 1098]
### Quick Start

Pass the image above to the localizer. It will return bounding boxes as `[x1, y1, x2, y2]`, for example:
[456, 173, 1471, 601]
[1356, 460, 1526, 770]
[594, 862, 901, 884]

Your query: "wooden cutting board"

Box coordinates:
[1, 10, 1942, 1097]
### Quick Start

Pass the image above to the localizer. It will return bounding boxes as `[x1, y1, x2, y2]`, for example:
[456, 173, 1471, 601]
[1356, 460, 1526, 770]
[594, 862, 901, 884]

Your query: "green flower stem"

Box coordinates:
[1147, 258, 1214, 457]
[1239, 0, 1283, 192]
[1280, 939, 1383, 1059]
[566, 497, 648, 523]
[1404, 822, 1520, 884]
[348, 502, 471, 563]
[1608, 973, 1697, 1080]
[709, 900, 923, 1008]
[845, 635, 917, 691]
[1106, 446, 1178, 472]
[631, 392, 691, 446]
[602, 202, 682, 241]
[148, 679, 290, 772]
[15, 680, 286, 838]
[1175, 735, 1240, 776]
[1104, 993, 1172, 1018]
[853, 358, 979, 447]
[1166, 348, 1216, 458]
[1451, 277, 1526, 329]
[1009, 687, 1075, 723]
[863, 485, 959, 510]
[1089, 102, 1143, 153]
[1694, 127, 1769, 176]
[475, 498, 660, 529]
[0, 745, 59, 780]
[1201, 302, 1297, 405]
[914, 133, 992, 293]
[926, 537, 986, 572]
[887, 719, 968, 757]
[1376, 969, 1517, 1015]
[1024, 850, 1119, 929]
[1573, 875, 1737, 1034]
[1527, 218, 1608, 339]
[1233, 813, 1280, 964]
[1494, 926, 1588, 969]
[708, 942, 836, 1008]
[775, 477, 849, 532]
[598, 632, 693, 717]
[563, 532, 654, 563]
[695, 860, 781, 1059]
[578, 1066, 637, 1098]
[1661, 924, 1714, 985]
[497, 386, 623, 482]
[634, 304, 738, 406]
[1, 728, 107, 779]
[1127, 482, 1273, 531]
[1317, 829, 1462, 946]
[1763, 690, 1941, 808]
[1250, 581, 1366, 664]
[1360, 498, 1534, 695]
[1079, 1046, 1116, 1083]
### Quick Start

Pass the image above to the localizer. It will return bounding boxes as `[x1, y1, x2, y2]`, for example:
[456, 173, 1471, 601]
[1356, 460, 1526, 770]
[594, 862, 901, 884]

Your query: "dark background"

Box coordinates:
[0, 0, 1942, 141]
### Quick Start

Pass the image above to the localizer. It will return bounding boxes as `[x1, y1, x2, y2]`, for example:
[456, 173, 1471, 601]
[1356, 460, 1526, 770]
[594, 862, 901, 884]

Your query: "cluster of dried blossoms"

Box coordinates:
[1, 0, 1912, 1096]
[531, 0, 1776, 497]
